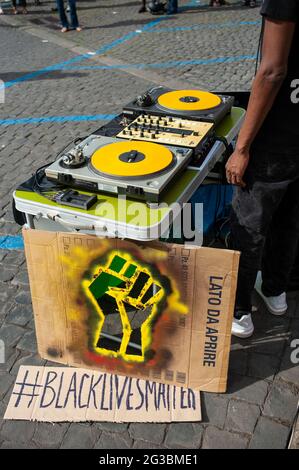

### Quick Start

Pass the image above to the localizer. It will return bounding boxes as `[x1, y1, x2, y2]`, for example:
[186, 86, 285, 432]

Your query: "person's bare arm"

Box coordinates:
[226, 18, 296, 187]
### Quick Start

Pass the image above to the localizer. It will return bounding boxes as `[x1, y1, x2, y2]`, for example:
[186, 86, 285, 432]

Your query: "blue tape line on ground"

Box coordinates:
[0, 16, 169, 91]
[148, 19, 261, 33]
[0, 235, 24, 250]
[0, 114, 116, 126]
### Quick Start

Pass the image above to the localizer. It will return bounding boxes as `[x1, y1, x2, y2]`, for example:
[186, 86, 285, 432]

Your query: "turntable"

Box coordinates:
[123, 87, 234, 125]
[45, 135, 193, 203]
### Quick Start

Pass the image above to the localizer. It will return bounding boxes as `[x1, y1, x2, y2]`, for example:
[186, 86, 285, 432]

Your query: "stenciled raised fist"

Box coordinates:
[87, 253, 165, 358]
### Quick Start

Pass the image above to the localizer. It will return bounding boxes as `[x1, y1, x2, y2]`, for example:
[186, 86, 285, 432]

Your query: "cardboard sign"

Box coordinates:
[22, 228, 239, 392]
[4, 366, 201, 423]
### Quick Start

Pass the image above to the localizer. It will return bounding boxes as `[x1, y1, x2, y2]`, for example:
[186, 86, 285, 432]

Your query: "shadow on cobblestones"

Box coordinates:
[0, 71, 87, 82]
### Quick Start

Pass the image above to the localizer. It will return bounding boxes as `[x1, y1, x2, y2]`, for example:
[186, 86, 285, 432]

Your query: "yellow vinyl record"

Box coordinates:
[157, 89, 222, 111]
[90, 141, 174, 179]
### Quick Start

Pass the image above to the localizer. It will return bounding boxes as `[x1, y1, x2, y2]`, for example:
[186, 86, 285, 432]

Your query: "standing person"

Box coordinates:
[139, 0, 146, 13]
[210, 1, 227, 6]
[12, 0, 28, 14]
[226, 0, 299, 338]
[243, 0, 256, 7]
[167, 0, 178, 14]
[56, 0, 81, 32]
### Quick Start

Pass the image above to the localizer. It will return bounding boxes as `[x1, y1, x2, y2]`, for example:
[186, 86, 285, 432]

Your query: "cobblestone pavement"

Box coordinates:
[290, 413, 299, 448]
[0, 0, 298, 449]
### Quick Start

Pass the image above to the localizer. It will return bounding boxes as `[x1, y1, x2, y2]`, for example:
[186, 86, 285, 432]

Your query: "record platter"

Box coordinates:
[45, 135, 193, 203]
[123, 87, 234, 125]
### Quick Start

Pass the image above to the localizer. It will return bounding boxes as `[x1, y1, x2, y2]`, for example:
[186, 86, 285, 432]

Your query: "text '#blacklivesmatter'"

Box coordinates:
[31, 371, 198, 412]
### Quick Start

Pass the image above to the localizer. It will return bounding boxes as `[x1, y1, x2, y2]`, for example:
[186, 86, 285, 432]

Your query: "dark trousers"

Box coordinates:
[230, 147, 299, 312]
[12, 0, 27, 7]
[56, 0, 79, 29]
[167, 0, 178, 13]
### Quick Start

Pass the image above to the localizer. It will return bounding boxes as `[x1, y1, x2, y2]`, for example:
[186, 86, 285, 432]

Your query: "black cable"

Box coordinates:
[34, 163, 53, 190]
[215, 135, 230, 155]
[214, 182, 221, 240]
[215, 135, 233, 183]
[33, 163, 61, 201]
[211, 136, 232, 243]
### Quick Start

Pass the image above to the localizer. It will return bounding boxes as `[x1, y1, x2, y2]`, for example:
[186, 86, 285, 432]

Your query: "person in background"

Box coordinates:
[243, 0, 256, 7]
[226, 0, 299, 338]
[56, 0, 81, 32]
[10, 0, 28, 14]
[167, 0, 178, 14]
[210, 1, 227, 6]
[139, 0, 147, 13]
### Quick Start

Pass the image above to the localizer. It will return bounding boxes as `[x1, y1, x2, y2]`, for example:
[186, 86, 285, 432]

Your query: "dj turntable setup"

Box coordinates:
[13, 88, 246, 241]
[45, 136, 194, 203]
[123, 87, 234, 124]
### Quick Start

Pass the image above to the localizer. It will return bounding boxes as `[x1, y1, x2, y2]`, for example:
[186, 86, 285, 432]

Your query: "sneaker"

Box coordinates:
[232, 312, 254, 338]
[254, 271, 288, 316]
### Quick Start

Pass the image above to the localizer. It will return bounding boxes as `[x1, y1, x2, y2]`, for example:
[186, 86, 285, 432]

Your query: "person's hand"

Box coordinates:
[225, 148, 250, 187]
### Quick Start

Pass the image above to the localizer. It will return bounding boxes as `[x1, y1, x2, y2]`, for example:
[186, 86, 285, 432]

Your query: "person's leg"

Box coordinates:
[167, 0, 178, 14]
[230, 207, 265, 313]
[230, 149, 292, 315]
[56, 0, 69, 29]
[139, 0, 146, 13]
[262, 177, 299, 297]
[11, 0, 18, 13]
[68, 0, 79, 29]
[21, 0, 27, 14]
